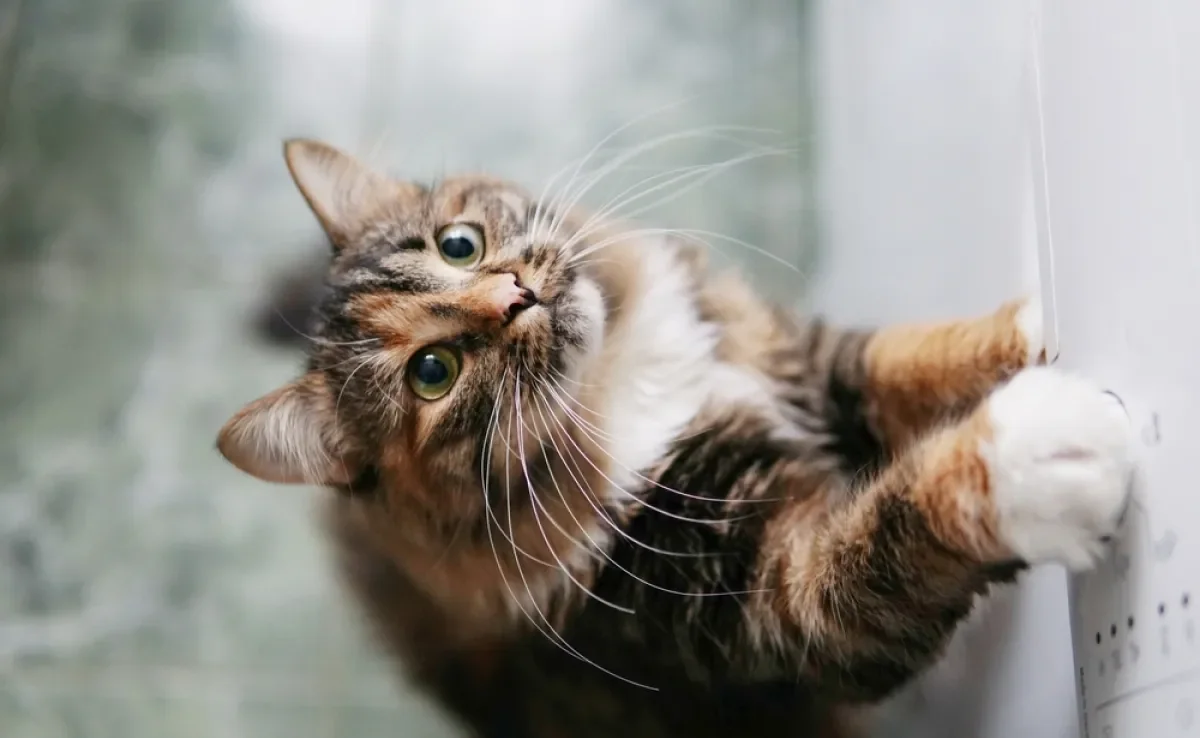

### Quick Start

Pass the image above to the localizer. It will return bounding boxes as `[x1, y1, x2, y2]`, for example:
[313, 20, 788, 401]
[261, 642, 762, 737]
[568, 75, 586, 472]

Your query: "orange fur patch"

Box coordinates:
[907, 409, 1001, 560]
[353, 281, 512, 349]
[863, 298, 1032, 450]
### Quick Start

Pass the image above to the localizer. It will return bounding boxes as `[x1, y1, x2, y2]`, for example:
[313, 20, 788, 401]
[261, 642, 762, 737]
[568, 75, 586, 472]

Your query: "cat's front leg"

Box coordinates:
[760, 366, 1133, 701]
[856, 296, 1045, 449]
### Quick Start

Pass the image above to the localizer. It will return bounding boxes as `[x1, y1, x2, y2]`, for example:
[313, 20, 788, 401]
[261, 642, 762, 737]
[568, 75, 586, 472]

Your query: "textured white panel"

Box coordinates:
[813, 3, 1079, 736]
[1031, 1, 1200, 737]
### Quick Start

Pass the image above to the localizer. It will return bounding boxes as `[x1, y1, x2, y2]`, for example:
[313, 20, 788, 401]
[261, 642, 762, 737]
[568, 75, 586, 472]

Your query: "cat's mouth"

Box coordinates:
[505, 296, 560, 348]
[501, 280, 539, 326]
[504, 271, 604, 379]
[505, 301, 544, 331]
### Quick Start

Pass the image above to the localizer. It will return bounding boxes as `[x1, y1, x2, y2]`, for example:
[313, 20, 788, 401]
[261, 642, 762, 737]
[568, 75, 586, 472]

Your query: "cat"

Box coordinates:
[217, 138, 1135, 738]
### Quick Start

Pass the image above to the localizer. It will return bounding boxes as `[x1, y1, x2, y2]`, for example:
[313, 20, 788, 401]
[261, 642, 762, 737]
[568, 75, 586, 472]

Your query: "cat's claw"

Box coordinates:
[982, 366, 1136, 570]
[1014, 296, 1046, 365]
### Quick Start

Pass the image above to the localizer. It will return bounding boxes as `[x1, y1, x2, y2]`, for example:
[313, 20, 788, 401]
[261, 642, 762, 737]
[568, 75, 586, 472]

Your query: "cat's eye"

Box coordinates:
[406, 345, 461, 400]
[436, 223, 484, 268]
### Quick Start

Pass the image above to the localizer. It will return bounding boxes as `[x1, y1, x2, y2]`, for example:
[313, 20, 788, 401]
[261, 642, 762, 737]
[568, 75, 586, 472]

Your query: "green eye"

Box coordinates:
[406, 345, 461, 400]
[437, 223, 485, 267]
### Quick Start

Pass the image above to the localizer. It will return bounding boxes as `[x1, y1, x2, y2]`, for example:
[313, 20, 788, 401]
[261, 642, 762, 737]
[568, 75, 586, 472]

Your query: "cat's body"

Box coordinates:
[219, 140, 1135, 738]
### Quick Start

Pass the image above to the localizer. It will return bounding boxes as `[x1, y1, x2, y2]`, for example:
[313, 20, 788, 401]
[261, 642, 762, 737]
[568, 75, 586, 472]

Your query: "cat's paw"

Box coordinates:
[983, 367, 1135, 570]
[1012, 296, 1046, 365]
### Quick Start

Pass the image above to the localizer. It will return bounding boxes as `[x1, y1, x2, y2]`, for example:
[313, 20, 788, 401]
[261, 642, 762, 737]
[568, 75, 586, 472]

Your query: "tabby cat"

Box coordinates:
[217, 139, 1134, 738]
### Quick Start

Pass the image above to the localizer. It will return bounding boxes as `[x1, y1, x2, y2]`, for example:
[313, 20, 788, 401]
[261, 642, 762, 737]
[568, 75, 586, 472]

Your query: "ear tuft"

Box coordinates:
[282, 138, 404, 250]
[216, 372, 356, 486]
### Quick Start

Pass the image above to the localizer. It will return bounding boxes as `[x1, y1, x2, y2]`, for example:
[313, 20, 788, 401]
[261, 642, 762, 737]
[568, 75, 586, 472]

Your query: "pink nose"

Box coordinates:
[484, 273, 538, 324]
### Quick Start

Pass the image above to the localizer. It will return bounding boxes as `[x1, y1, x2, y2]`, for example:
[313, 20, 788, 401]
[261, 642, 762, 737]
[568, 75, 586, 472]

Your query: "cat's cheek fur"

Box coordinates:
[981, 366, 1135, 570]
[567, 277, 606, 365]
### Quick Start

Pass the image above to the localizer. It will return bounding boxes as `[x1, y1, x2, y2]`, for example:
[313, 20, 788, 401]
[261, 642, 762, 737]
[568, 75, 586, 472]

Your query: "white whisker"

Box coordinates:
[574, 225, 803, 277]
[529, 390, 719, 560]
[531, 101, 688, 234]
[565, 146, 787, 247]
[516, 373, 634, 615]
[544, 402, 757, 526]
[334, 352, 379, 420]
[541, 374, 612, 438]
[542, 126, 784, 245]
[479, 372, 627, 682]
[482, 372, 558, 569]
[546, 366, 600, 390]
[530, 385, 768, 599]
[563, 146, 795, 258]
[498, 376, 657, 690]
[534, 101, 719, 237]
[370, 373, 405, 423]
[539, 378, 779, 509]
[284, 325, 382, 349]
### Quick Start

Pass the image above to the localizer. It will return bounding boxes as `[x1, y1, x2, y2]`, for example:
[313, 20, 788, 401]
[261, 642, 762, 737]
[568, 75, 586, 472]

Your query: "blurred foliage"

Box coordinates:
[0, 0, 256, 665]
[0, 0, 249, 263]
[0, 0, 253, 406]
[595, 0, 816, 298]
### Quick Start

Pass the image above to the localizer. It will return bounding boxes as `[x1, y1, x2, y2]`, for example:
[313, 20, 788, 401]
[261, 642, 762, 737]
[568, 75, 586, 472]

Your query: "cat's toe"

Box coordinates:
[982, 367, 1136, 570]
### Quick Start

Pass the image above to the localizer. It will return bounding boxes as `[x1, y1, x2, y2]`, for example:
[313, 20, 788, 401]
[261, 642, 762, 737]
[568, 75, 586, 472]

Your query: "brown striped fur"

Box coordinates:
[218, 139, 1115, 738]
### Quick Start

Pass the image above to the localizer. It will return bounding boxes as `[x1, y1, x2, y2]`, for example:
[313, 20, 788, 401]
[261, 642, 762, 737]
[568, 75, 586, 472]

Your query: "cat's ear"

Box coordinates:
[283, 138, 405, 250]
[216, 372, 357, 486]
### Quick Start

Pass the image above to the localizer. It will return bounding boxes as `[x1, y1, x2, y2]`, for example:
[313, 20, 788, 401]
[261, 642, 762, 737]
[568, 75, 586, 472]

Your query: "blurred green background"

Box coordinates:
[0, 1, 813, 735]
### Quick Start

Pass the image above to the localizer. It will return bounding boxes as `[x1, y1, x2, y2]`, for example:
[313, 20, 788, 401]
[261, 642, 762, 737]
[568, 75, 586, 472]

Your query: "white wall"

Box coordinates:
[810, 3, 1079, 737]
[1036, 2, 1200, 736]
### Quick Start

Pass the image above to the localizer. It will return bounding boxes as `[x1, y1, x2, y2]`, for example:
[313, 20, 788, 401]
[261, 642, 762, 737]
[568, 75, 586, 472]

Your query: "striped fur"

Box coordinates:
[219, 140, 1134, 738]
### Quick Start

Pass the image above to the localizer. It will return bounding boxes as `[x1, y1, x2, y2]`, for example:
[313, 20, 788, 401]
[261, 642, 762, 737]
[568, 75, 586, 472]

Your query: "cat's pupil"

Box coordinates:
[414, 354, 449, 385]
[441, 237, 475, 260]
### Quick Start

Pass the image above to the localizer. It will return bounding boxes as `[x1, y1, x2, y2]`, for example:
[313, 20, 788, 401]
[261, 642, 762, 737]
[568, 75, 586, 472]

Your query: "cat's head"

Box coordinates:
[217, 140, 607, 541]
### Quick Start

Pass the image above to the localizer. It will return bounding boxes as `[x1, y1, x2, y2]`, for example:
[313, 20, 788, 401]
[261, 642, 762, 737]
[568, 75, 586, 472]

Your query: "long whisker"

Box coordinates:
[563, 146, 795, 257]
[528, 387, 657, 574]
[264, 308, 382, 349]
[544, 124, 729, 238]
[507, 376, 554, 600]
[481, 371, 558, 569]
[322, 347, 387, 373]
[370, 373, 405, 424]
[522, 468, 610, 570]
[501, 376, 656, 689]
[544, 126, 783, 244]
[352, 350, 408, 423]
[573, 226, 804, 277]
[482, 375, 562, 621]
[543, 371, 713, 449]
[531, 148, 650, 241]
[530, 386, 768, 599]
[548, 126, 785, 234]
[546, 365, 600, 391]
[530, 97, 706, 239]
[561, 134, 796, 243]
[562, 164, 723, 253]
[539, 378, 779, 507]
[526, 385, 619, 559]
[334, 352, 379, 420]
[545, 404, 757, 526]
[564, 148, 784, 249]
[479, 366, 508, 518]
[529, 391, 718, 560]
[539, 374, 612, 440]
[545, 361, 716, 451]
[479, 372, 627, 682]
[516, 374, 634, 615]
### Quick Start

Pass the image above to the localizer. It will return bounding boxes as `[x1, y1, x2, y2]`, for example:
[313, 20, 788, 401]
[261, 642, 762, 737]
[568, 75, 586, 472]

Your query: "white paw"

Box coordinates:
[984, 367, 1135, 570]
[1014, 296, 1046, 365]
